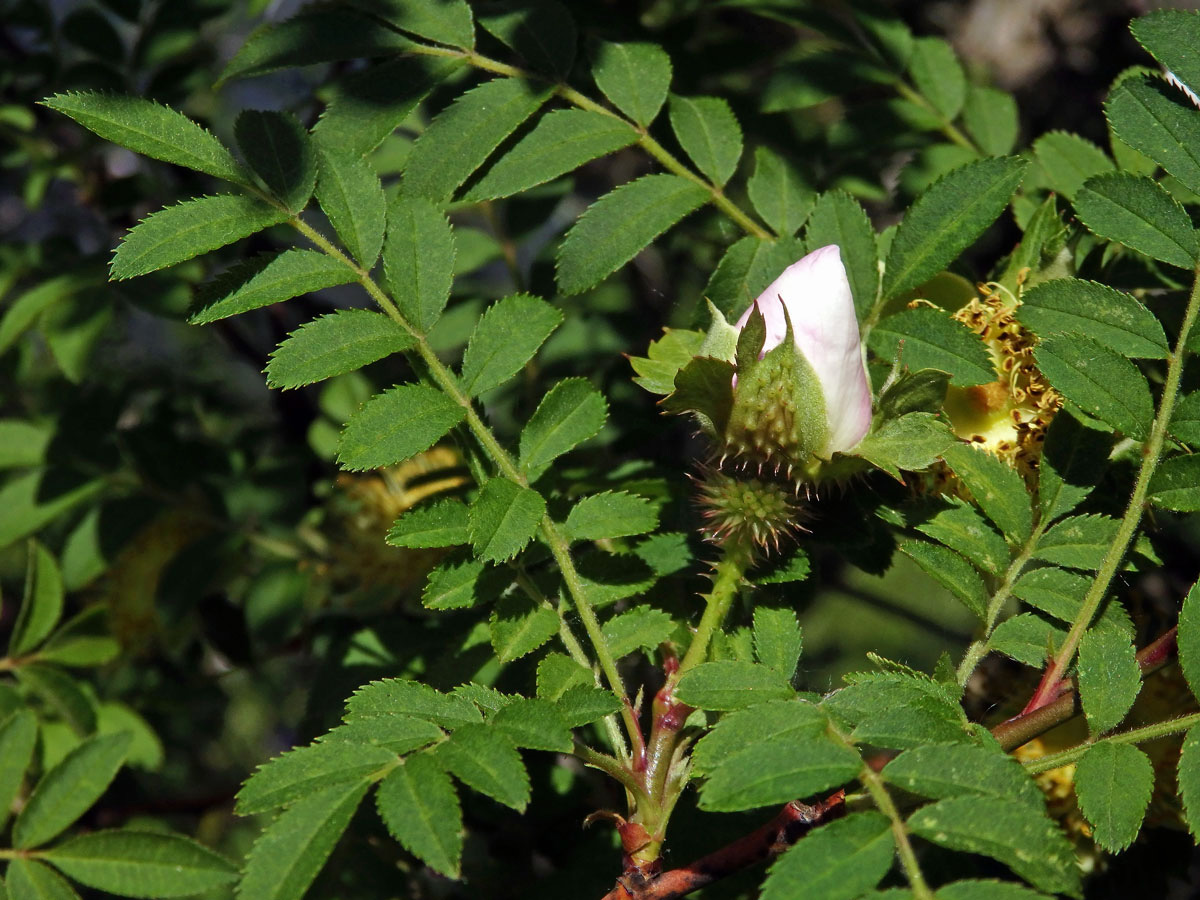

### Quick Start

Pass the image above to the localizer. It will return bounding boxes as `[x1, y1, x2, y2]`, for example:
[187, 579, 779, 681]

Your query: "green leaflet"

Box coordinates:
[518, 378, 608, 475]
[43, 831, 238, 898]
[699, 733, 860, 812]
[1000, 193, 1065, 289]
[564, 491, 658, 542]
[5, 859, 79, 900]
[0, 273, 97, 358]
[912, 501, 1008, 578]
[1038, 408, 1115, 524]
[219, 9, 413, 83]
[464, 109, 636, 201]
[1034, 334, 1153, 440]
[345, 679, 482, 729]
[1073, 742, 1153, 852]
[668, 94, 742, 186]
[1107, 75, 1200, 198]
[1130, 9, 1200, 102]
[590, 40, 672, 126]
[752, 606, 803, 678]
[1180, 723, 1200, 840]
[750, 546, 809, 583]
[704, 235, 806, 319]
[336, 384, 466, 472]
[804, 191, 879, 321]
[987, 613, 1066, 667]
[14, 732, 131, 849]
[882, 157, 1027, 299]
[1073, 172, 1198, 268]
[941, 444, 1032, 543]
[234, 110, 315, 212]
[536, 654, 593, 701]
[876, 369, 952, 418]
[478, 0, 576, 75]
[352, 0, 475, 49]
[1032, 131, 1114, 199]
[489, 594, 559, 662]
[908, 37, 966, 118]
[851, 412, 956, 480]
[238, 779, 369, 900]
[1012, 567, 1090, 622]
[868, 308, 994, 386]
[747, 147, 814, 237]
[490, 698, 572, 753]
[375, 755, 462, 878]
[760, 812, 894, 900]
[192, 250, 355, 325]
[881, 743, 1044, 809]
[601, 607, 674, 659]
[421, 556, 490, 610]
[0, 711, 37, 830]
[41, 92, 249, 185]
[9, 540, 63, 656]
[400, 78, 552, 203]
[937, 880, 1052, 900]
[459, 294, 562, 396]
[236, 742, 396, 815]
[452, 684, 514, 716]
[822, 673, 969, 750]
[111, 195, 289, 281]
[557, 174, 709, 295]
[1019, 278, 1167, 359]
[436, 724, 530, 811]
[1148, 455, 1200, 511]
[319, 715, 444, 756]
[962, 86, 1019, 156]
[675, 661, 796, 710]
[265, 310, 412, 389]
[691, 701, 826, 774]
[14, 664, 96, 735]
[555, 685, 621, 727]
[382, 196, 455, 334]
[1172, 392, 1200, 447]
[1077, 626, 1141, 734]
[1181, 581, 1200, 699]
[387, 499, 469, 549]
[1031, 514, 1119, 570]
[312, 56, 463, 158]
[908, 797, 1081, 896]
[315, 147, 386, 267]
[468, 478, 545, 562]
[900, 541, 987, 619]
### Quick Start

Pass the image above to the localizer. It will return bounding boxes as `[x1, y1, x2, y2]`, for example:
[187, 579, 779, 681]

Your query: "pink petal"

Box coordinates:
[735, 245, 873, 455]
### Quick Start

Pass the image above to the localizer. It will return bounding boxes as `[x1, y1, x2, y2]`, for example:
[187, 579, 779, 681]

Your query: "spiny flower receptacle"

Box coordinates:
[695, 467, 805, 552]
[944, 283, 1061, 481]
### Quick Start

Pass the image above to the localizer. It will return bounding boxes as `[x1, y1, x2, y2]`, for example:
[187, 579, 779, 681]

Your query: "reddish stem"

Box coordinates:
[997, 625, 1178, 750]
[599, 792, 845, 900]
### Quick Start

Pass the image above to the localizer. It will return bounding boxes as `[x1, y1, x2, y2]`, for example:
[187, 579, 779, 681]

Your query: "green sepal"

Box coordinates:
[661, 356, 735, 438]
[699, 299, 739, 362]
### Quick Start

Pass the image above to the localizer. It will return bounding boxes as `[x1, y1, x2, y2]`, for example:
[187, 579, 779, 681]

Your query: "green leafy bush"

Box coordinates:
[5, 2, 1200, 898]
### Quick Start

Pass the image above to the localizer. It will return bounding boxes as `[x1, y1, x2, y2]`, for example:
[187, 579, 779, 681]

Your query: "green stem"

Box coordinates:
[1033, 265, 1200, 707]
[956, 521, 1047, 685]
[677, 540, 753, 676]
[858, 761, 935, 899]
[289, 214, 639, 755]
[1023, 712, 1200, 776]
[893, 80, 979, 154]
[405, 44, 773, 240]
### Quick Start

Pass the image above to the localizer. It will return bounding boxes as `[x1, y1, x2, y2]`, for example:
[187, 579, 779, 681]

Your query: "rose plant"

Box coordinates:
[3, 2, 1200, 899]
